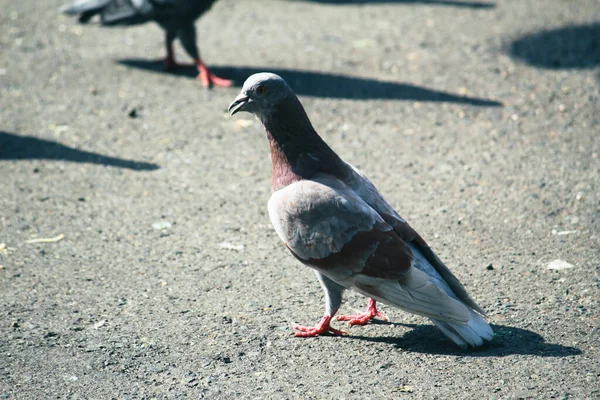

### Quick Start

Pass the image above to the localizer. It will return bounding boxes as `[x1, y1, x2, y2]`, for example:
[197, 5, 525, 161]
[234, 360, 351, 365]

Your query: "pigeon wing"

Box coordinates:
[268, 173, 470, 323]
[343, 163, 485, 315]
[268, 174, 385, 265]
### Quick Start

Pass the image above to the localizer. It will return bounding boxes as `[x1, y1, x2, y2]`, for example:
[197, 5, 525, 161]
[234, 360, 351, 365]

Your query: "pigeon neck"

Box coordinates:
[267, 132, 303, 192]
[263, 97, 348, 192]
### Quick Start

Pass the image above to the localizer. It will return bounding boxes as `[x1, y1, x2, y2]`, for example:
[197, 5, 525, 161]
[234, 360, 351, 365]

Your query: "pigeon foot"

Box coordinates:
[195, 59, 232, 88]
[293, 315, 347, 337]
[336, 298, 389, 326]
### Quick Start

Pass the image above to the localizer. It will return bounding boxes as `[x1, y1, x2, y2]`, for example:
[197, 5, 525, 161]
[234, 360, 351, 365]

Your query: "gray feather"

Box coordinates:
[61, 0, 216, 27]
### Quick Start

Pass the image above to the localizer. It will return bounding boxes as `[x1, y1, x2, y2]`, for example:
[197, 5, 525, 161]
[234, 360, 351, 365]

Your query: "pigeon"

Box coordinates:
[61, 0, 231, 87]
[228, 73, 494, 348]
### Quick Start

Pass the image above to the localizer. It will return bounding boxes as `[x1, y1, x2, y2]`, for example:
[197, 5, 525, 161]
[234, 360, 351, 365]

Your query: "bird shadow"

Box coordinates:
[508, 22, 600, 69]
[0, 131, 159, 171]
[116, 60, 503, 107]
[289, 0, 495, 9]
[345, 323, 582, 357]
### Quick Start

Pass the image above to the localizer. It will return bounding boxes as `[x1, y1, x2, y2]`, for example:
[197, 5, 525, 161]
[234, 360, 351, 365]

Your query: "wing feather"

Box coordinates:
[353, 268, 470, 323]
[342, 163, 485, 315]
[268, 172, 477, 324]
[268, 174, 386, 262]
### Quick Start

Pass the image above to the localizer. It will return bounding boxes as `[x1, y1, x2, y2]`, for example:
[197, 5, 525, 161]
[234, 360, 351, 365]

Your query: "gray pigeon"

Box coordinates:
[61, 0, 230, 87]
[228, 73, 494, 348]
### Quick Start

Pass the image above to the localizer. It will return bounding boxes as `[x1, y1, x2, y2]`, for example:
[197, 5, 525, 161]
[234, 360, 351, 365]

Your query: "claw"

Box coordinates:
[195, 59, 232, 88]
[198, 72, 232, 87]
[196, 70, 232, 88]
[336, 298, 389, 326]
[293, 315, 347, 337]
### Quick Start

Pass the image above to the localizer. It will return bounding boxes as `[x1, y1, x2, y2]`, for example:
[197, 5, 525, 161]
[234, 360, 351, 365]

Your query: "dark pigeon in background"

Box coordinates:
[61, 0, 231, 87]
[228, 73, 494, 348]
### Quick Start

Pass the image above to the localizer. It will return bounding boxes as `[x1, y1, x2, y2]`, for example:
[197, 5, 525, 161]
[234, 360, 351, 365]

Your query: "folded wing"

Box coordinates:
[268, 173, 470, 324]
[343, 163, 485, 315]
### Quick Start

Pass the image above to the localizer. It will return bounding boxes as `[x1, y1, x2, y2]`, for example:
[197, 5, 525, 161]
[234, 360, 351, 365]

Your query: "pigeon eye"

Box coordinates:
[256, 86, 266, 95]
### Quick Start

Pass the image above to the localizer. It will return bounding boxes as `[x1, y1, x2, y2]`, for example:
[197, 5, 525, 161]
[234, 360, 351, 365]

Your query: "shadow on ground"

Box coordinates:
[509, 23, 600, 69]
[291, 0, 495, 9]
[117, 60, 502, 106]
[0, 131, 159, 171]
[346, 323, 582, 356]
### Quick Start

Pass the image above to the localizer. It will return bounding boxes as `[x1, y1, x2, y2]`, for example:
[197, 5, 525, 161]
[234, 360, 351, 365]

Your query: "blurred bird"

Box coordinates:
[61, 0, 231, 87]
[228, 73, 494, 348]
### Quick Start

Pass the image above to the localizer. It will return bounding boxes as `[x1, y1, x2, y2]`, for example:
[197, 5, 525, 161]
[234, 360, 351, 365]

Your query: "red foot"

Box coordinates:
[294, 315, 347, 337]
[336, 298, 389, 326]
[196, 59, 232, 88]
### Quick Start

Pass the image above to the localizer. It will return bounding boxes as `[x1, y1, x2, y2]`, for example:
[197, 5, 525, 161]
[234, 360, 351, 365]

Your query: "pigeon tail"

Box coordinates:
[61, 0, 153, 26]
[432, 310, 494, 348]
[351, 275, 470, 325]
[61, 0, 110, 23]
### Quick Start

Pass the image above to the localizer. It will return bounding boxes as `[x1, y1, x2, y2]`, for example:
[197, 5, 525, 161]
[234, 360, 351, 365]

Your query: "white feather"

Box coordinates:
[347, 268, 470, 323]
[432, 311, 494, 349]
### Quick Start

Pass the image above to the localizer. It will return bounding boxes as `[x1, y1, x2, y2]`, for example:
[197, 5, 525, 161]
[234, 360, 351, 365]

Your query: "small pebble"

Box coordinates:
[93, 319, 106, 329]
[547, 260, 574, 270]
[152, 221, 172, 230]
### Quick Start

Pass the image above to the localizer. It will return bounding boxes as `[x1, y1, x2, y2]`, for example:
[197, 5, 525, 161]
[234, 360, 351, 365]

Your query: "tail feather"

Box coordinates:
[349, 243, 494, 348]
[432, 310, 494, 348]
[61, 0, 150, 26]
[353, 268, 471, 324]
[61, 0, 111, 22]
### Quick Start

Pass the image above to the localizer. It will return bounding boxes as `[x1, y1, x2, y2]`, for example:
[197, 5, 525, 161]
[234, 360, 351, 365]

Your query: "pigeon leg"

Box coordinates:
[336, 298, 389, 326]
[293, 272, 347, 337]
[163, 40, 178, 69]
[154, 32, 189, 69]
[175, 23, 231, 87]
[195, 58, 232, 88]
[294, 315, 347, 337]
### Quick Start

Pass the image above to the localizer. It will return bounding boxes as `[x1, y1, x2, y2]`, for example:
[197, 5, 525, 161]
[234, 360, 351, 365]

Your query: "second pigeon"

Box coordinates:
[62, 0, 231, 87]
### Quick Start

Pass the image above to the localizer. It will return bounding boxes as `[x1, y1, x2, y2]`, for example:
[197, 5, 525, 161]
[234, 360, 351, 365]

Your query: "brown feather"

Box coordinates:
[292, 226, 414, 281]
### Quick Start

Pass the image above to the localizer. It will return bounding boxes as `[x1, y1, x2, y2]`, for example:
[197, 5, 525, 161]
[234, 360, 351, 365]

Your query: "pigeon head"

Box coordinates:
[228, 73, 294, 120]
[228, 73, 347, 189]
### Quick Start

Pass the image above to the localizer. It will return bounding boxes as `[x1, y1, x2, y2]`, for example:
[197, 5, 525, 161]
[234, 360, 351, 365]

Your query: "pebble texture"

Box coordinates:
[1, 0, 599, 398]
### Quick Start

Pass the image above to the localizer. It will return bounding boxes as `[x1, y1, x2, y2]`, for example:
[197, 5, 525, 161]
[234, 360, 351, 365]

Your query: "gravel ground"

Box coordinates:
[1, 0, 599, 398]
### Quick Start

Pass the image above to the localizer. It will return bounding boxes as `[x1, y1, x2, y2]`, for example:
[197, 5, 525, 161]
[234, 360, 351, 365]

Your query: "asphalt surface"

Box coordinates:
[1, 0, 599, 398]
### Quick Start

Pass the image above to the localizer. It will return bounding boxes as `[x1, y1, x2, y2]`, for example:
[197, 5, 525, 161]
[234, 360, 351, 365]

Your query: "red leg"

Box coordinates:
[195, 58, 232, 88]
[294, 315, 347, 338]
[336, 298, 389, 326]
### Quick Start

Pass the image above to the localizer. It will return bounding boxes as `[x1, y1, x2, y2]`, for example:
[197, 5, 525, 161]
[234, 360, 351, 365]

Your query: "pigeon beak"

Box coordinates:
[228, 94, 250, 116]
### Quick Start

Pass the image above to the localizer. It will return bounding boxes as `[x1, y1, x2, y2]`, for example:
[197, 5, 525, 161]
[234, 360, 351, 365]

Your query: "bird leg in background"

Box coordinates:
[155, 38, 232, 87]
[174, 24, 231, 87]
[336, 298, 389, 326]
[194, 58, 232, 88]
[163, 41, 178, 69]
[154, 32, 190, 69]
[294, 315, 347, 337]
